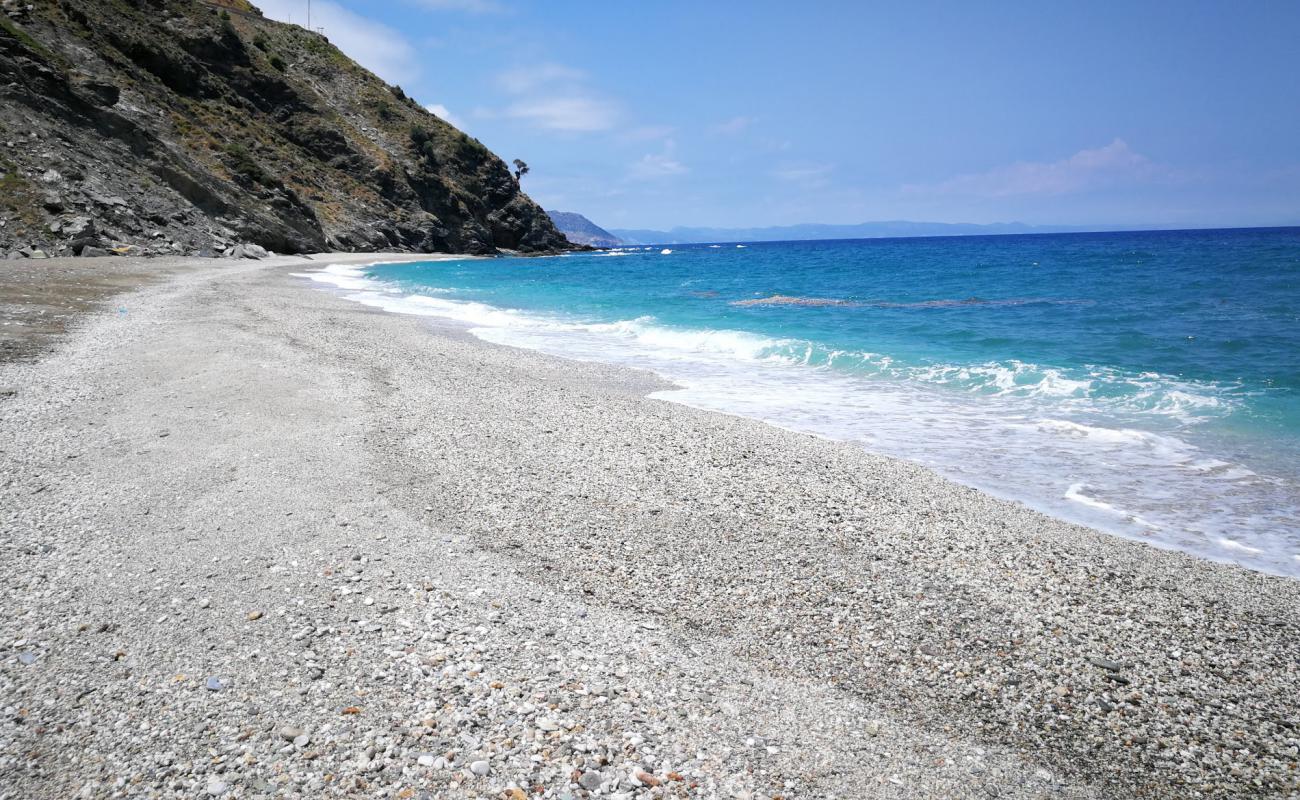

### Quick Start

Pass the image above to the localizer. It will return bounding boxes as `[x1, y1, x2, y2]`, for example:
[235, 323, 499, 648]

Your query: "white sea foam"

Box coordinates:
[301, 264, 1300, 578]
[1217, 538, 1264, 555]
[1065, 483, 1127, 515]
[292, 263, 385, 291]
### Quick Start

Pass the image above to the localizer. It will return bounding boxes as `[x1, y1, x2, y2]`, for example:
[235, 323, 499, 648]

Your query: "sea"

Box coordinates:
[304, 227, 1300, 577]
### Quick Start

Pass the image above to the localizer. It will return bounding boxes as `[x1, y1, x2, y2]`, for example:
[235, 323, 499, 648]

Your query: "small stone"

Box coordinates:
[417, 754, 436, 767]
[579, 771, 602, 791]
[247, 610, 263, 621]
[17, 651, 37, 665]
[293, 734, 310, 748]
[205, 676, 225, 691]
[279, 726, 305, 742]
[537, 717, 560, 731]
[469, 760, 490, 777]
[206, 778, 227, 796]
[1087, 656, 1123, 672]
[198, 598, 211, 609]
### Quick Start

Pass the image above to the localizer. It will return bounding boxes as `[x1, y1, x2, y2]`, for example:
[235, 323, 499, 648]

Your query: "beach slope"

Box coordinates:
[1, 259, 1297, 798]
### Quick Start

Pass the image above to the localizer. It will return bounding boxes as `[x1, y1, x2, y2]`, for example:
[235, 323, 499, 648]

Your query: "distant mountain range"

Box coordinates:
[608, 221, 1144, 245]
[547, 211, 624, 247]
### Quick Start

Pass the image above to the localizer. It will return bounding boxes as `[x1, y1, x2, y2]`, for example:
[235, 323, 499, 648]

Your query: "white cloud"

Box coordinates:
[907, 139, 1156, 197]
[505, 96, 615, 132]
[620, 125, 676, 143]
[496, 63, 587, 94]
[773, 162, 833, 188]
[489, 62, 617, 133]
[256, 0, 417, 85]
[709, 116, 755, 135]
[426, 104, 466, 131]
[408, 0, 503, 11]
[630, 140, 687, 179]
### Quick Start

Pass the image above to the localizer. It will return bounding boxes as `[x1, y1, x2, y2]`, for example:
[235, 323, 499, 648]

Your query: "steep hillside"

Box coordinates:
[0, 0, 570, 257]
[546, 210, 622, 247]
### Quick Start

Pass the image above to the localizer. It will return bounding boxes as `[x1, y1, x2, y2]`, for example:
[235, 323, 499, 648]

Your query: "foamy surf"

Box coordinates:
[299, 248, 1300, 578]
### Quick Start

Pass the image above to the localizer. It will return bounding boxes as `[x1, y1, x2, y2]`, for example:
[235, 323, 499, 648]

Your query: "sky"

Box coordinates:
[255, 0, 1300, 231]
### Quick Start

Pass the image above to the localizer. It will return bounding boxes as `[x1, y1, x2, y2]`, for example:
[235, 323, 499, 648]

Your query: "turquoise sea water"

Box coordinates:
[305, 228, 1300, 576]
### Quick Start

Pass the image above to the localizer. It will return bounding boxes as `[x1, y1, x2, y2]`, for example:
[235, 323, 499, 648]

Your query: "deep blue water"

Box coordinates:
[305, 227, 1300, 576]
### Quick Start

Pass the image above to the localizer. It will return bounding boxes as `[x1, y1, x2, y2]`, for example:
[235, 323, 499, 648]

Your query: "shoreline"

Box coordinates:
[306, 256, 1299, 580]
[2, 257, 1298, 797]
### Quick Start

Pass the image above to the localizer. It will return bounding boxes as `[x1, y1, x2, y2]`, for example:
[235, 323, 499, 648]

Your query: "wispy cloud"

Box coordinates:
[408, 0, 504, 11]
[505, 96, 616, 132]
[630, 140, 687, 179]
[496, 62, 586, 94]
[907, 139, 1158, 197]
[489, 62, 618, 132]
[773, 162, 833, 188]
[709, 116, 755, 135]
[620, 125, 677, 143]
[256, 0, 417, 84]
[426, 104, 466, 130]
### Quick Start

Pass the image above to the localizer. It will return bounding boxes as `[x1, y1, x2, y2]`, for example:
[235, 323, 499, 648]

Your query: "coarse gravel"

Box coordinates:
[1, 258, 1297, 798]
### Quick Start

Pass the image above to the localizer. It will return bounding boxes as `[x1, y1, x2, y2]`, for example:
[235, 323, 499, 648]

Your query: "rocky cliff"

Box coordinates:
[0, 0, 571, 258]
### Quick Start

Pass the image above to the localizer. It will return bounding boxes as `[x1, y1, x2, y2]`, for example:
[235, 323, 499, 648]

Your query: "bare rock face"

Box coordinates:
[546, 210, 624, 248]
[0, 0, 571, 258]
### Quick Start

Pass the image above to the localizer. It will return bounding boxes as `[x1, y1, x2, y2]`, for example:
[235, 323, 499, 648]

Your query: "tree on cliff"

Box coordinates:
[513, 159, 530, 182]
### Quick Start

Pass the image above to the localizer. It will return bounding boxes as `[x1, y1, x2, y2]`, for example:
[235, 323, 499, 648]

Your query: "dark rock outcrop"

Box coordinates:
[0, 0, 571, 258]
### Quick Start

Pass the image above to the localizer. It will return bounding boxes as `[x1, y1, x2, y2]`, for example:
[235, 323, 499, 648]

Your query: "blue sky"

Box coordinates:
[257, 0, 1300, 231]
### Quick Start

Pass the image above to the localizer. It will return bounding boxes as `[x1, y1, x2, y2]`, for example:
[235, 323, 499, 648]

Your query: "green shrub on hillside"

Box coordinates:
[223, 142, 268, 184]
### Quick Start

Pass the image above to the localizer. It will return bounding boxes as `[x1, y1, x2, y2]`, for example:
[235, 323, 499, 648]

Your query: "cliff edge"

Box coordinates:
[0, 0, 571, 257]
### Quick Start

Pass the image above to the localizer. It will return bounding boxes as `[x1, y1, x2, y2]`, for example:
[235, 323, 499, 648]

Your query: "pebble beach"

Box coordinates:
[2, 256, 1298, 798]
